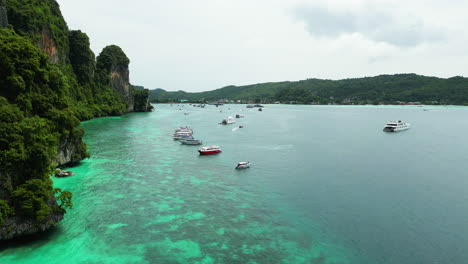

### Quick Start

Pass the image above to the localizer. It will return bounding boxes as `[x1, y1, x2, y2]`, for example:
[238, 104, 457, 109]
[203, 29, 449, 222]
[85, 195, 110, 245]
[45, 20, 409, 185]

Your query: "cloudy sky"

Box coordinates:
[57, 0, 468, 92]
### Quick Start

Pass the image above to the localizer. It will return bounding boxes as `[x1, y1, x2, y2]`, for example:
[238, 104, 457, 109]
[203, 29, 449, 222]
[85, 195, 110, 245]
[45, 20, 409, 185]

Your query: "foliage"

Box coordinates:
[149, 74, 468, 105]
[96, 45, 130, 71]
[11, 179, 55, 221]
[0, 200, 11, 226]
[133, 88, 154, 112]
[6, 0, 70, 62]
[69, 30, 95, 85]
[0, 28, 73, 226]
[0, 0, 151, 232]
[54, 188, 72, 209]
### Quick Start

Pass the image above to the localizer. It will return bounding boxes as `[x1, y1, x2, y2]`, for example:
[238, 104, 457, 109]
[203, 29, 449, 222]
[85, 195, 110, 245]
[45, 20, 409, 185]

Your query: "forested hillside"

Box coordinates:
[149, 74, 468, 105]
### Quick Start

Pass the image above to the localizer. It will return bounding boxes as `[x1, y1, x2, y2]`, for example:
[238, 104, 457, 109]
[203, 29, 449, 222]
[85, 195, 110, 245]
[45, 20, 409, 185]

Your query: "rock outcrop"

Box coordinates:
[111, 64, 134, 112]
[37, 27, 60, 63]
[55, 134, 88, 166]
[133, 88, 154, 112]
[0, 0, 7, 28]
[96, 45, 134, 112]
[0, 199, 63, 240]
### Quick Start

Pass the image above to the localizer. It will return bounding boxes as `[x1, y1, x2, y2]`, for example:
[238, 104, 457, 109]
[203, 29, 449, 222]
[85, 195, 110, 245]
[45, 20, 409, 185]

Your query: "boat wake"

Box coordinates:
[263, 144, 293, 150]
[232, 127, 239, 132]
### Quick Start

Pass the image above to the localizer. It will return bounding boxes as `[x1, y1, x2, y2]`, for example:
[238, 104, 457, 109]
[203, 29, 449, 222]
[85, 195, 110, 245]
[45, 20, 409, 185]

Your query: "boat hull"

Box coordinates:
[180, 140, 202, 145]
[383, 127, 410, 132]
[198, 150, 222, 155]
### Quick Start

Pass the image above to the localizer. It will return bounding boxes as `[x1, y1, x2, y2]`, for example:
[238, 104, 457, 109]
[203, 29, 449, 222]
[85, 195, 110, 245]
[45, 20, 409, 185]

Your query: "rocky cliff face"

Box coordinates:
[110, 65, 134, 112]
[0, 0, 7, 28]
[55, 135, 87, 166]
[37, 27, 60, 63]
[96, 45, 134, 112]
[0, 199, 63, 240]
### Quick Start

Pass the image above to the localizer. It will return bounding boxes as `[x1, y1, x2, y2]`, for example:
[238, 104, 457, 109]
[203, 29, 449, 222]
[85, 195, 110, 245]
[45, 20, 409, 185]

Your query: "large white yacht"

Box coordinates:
[383, 120, 410, 132]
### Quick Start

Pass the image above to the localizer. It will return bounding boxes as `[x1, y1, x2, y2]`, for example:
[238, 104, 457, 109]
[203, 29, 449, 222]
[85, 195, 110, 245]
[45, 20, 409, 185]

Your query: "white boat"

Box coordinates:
[175, 126, 193, 133]
[174, 135, 194, 140]
[220, 116, 235, 125]
[383, 120, 410, 132]
[235, 161, 250, 169]
[180, 139, 202, 145]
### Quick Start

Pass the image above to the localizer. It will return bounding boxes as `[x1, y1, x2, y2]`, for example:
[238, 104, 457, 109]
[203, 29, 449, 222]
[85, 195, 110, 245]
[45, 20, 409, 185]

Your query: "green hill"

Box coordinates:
[148, 74, 468, 105]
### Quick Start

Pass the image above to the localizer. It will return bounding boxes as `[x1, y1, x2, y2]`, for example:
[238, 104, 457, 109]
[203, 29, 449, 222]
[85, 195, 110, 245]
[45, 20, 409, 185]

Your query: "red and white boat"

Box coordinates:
[198, 145, 222, 155]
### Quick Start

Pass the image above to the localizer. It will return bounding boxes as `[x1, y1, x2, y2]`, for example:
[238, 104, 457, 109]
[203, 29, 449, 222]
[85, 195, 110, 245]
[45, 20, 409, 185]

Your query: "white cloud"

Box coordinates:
[293, 3, 446, 47]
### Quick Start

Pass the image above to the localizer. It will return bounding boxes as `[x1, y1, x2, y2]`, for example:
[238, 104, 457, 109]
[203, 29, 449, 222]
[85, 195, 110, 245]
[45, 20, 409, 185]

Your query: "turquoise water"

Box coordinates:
[1, 104, 468, 263]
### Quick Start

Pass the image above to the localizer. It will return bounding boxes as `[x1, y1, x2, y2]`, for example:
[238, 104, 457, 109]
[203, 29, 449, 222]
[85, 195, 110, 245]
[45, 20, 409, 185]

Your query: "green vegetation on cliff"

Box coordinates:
[0, 0, 150, 239]
[133, 88, 154, 112]
[7, 0, 70, 63]
[150, 74, 468, 105]
[0, 29, 76, 226]
[69, 36, 128, 119]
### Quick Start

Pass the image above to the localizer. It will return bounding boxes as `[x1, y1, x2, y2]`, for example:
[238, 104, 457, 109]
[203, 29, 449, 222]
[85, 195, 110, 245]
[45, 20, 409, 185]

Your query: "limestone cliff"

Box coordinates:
[96, 45, 134, 112]
[0, 0, 7, 28]
[55, 133, 89, 166]
[111, 64, 134, 112]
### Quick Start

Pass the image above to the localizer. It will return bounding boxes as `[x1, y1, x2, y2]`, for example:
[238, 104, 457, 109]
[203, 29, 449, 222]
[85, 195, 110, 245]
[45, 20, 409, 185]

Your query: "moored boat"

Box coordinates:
[235, 161, 250, 169]
[180, 139, 202, 145]
[383, 120, 410, 132]
[220, 116, 235, 125]
[175, 126, 192, 131]
[198, 145, 222, 155]
[174, 135, 194, 140]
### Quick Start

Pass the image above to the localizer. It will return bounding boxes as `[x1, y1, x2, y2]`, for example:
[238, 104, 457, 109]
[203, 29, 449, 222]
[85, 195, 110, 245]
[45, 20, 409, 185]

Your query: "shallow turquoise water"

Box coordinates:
[1, 104, 468, 263]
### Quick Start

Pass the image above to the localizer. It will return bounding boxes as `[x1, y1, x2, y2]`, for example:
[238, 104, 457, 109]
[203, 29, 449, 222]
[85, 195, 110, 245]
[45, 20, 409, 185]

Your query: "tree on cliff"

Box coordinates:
[0, 28, 79, 238]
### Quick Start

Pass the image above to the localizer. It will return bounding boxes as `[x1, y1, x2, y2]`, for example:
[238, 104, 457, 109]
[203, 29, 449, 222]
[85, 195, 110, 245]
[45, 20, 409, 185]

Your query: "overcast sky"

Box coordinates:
[56, 0, 468, 92]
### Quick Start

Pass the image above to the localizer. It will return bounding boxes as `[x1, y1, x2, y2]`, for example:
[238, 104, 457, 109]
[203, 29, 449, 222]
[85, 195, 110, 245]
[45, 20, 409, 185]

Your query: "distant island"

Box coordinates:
[147, 74, 468, 105]
[0, 0, 152, 240]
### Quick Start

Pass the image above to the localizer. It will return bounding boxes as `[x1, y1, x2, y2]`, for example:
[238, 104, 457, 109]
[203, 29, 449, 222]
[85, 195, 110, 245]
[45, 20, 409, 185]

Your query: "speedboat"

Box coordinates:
[235, 162, 250, 169]
[220, 116, 235, 125]
[180, 139, 202, 145]
[246, 105, 254, 108]
[198, 145, 222, 155]
[383, 120, 410, 132]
